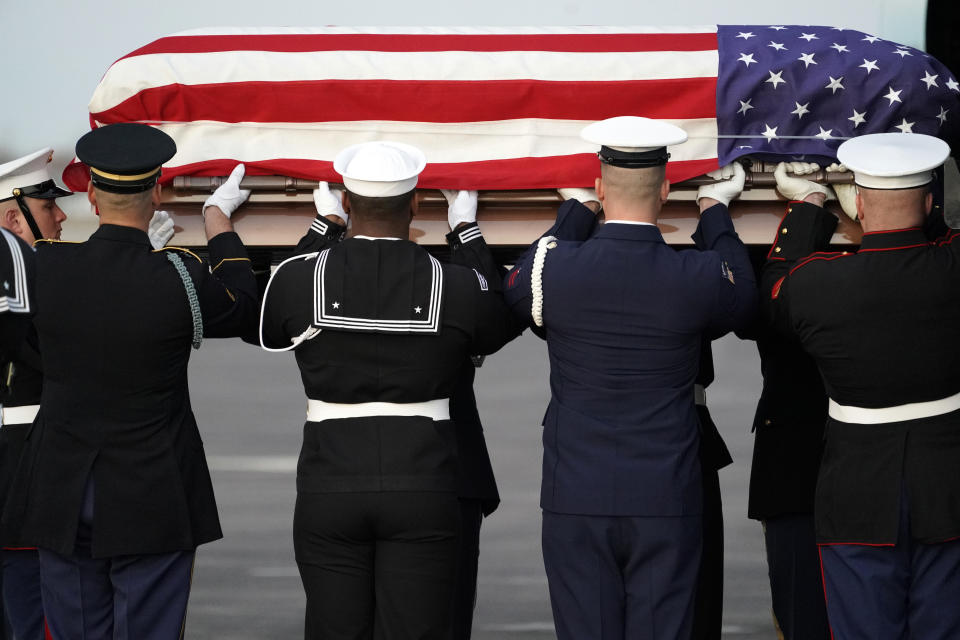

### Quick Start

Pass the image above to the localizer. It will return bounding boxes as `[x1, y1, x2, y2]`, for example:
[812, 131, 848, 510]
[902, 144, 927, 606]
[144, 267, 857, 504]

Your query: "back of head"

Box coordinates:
[857, 184, 930, 230]
[91, 187, 156, 225]
[599, 163, 666, 207]
[345, 188, 415, 227]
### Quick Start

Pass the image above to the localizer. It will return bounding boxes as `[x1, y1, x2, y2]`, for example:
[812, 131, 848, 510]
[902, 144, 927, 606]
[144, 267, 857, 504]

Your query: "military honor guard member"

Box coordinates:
[0, 148, 71, 639]
[742, 163, 841, 640]
[762, 133, 960, 639]
[258, 141, 516, 639]
[4, 123, 257, 640]
[503, 116, 757, 640]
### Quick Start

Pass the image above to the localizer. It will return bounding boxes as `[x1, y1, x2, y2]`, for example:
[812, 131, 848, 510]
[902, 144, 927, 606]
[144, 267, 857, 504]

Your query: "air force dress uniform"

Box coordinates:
[762, 133, 960, 639]
[503, 117, 757, 640]
[5, 124, 258, 640]
[259, 142, 516, 639]
[0, 149, 72, 640]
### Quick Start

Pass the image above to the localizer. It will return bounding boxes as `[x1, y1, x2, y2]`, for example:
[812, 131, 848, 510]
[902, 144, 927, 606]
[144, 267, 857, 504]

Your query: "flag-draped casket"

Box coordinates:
[63, 26, 960, 248]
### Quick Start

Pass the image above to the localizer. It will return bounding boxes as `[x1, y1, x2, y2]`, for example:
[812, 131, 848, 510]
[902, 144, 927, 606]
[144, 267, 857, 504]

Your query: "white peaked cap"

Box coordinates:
[580, 116, 688, 152]
[0, 148, 57, 199]
[334, 141, 427, 197]
[837, 133, 950, 190]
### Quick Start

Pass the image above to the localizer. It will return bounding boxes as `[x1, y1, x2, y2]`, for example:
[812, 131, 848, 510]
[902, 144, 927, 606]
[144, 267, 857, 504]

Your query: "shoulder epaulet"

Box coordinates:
[154, 246, 202, 263]
[788, 250, 853, 276]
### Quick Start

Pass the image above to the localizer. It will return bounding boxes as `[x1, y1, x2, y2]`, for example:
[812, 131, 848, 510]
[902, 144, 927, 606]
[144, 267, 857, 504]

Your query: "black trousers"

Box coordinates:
[294, 491, 460, 640]
[450, 499, 483, 640]
[691, 463, 724, 640]
[764, 514, 830, 640]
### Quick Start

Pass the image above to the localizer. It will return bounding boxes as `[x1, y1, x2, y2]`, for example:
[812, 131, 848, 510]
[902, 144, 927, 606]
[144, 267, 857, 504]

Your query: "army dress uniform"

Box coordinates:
[762, 133, 960, 638]
[259, 142, 516, 639]
[4, 124, 259, 640]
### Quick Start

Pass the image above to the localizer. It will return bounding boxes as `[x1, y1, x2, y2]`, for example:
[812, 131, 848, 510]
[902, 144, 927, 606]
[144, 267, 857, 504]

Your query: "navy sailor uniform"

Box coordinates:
[762, 201, 960, 639]
[503, 200, 756, 640]
[260, 218, 516, 639]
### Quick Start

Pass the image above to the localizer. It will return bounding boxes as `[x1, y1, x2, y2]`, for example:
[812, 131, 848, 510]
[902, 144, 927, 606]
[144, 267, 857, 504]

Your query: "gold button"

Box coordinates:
[775, 246, 782, 253]
[788, 207, 793, 213]
[781, 228, 788, 234]
[764, 419, 772, 426]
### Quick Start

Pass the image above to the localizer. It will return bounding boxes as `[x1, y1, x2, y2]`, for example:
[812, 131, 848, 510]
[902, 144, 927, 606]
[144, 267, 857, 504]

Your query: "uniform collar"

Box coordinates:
[91, 223, 151, 246]
[858, 227, 928, 251]
[592, 221, 664, 243]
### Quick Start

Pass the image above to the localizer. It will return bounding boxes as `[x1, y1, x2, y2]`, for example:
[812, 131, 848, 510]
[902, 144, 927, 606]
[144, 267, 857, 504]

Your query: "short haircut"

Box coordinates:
[599, 163, 666, 202]
[93, 186, 155, 211]
[345, 188, 415, 223]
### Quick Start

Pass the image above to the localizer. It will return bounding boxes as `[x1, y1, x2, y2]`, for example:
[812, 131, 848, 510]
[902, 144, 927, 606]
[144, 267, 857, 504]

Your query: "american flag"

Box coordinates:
[62, 26, 959, 192]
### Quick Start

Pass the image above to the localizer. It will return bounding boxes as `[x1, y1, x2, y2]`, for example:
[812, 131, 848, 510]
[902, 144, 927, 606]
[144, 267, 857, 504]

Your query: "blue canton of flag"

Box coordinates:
[716, 25, 960, 166]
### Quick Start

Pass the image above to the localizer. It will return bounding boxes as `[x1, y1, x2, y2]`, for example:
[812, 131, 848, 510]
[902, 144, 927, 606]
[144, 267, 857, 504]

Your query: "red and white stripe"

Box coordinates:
[66, 26, 721, 191]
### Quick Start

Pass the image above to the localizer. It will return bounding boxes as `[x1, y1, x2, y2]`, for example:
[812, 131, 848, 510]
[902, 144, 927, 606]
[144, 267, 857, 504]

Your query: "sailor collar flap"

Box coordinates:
[312, 241, 444, 334]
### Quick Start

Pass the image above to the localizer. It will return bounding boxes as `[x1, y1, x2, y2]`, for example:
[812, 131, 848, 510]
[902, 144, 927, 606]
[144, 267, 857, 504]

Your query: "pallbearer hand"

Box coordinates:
[696, 162, 745, 207]
[313, 182, 348, 225]
[441, 190, 478, 230]
[557, 188, 599, 205]
[773, 162, 831, 202]
[203, 164, 251, 219]
[826, 163, 859, 221]
[148, 210, 174, 249]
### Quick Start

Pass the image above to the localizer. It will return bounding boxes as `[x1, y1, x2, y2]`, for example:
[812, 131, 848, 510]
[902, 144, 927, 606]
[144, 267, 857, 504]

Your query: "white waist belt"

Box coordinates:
[694, 385, 707, 407]
[1, 404, 39, 426]
[828, 390, 960, 424]
[306, 398, 450, 422]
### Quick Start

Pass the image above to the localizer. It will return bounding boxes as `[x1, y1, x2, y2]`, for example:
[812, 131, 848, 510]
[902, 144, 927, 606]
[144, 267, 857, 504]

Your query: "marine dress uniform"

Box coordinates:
[0, 149, 71, 640]
[259, 142, 516, 639]
[762, 133, 960, 639]
[6, 124, 258, 640]
[503, 117, 757, 640]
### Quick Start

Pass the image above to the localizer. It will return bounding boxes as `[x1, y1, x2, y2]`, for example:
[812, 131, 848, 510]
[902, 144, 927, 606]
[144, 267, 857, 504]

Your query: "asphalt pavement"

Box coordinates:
[185, 331, 776, 639]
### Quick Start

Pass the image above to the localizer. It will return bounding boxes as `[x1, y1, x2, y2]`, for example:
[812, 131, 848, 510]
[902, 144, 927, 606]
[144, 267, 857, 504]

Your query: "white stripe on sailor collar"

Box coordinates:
[603, 220, 656, 226]
[312, 247, 443, 333]
[0, 229, 30, 314]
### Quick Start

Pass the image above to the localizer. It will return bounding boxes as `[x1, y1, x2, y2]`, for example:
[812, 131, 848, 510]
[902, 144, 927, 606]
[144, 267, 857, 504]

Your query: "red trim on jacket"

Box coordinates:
[817, 546, 836, 640]
[788, 251, 851, 276]
[857, 243, 930, 253]
[861, 227, 923, 236]
[817, 541, 896, 547]
[764, 203, 802, 261]
[771, 276, 786, 300]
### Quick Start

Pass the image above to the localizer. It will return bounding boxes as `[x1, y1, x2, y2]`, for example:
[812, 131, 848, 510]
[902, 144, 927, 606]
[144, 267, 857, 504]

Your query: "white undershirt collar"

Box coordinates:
[603, 220, 657, 227]
[352, 235, 403, 241]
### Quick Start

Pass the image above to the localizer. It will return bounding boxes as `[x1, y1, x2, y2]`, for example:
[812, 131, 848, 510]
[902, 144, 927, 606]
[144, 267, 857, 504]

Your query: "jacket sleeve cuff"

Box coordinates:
[553, 199, 598, 241]
[308, 215, 347, 241]
[207, 231, 249, 264]
[692, 203, 736, 248]
[445, 222, 484, 247]
[767, 202, 838, 262]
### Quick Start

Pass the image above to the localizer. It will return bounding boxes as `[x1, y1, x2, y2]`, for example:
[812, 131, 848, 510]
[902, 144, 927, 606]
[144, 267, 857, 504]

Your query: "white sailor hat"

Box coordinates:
[837, 133, 950, 190]
[333, 141, 427, 198]
[581, 116, 688, 168]
[0, 148, 72, 201]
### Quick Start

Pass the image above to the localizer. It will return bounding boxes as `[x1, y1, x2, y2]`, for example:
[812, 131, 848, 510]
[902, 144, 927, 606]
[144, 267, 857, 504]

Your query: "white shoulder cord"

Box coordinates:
[531, 235, 557, 328]
[259, 252, 321, 353]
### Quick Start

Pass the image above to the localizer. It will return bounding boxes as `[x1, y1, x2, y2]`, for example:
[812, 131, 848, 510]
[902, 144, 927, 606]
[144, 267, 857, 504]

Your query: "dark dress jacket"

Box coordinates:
[504, 201, 757, 517]
[6, 224, 257, 556]
[261, 221, 516, 497]
[762, 201, 960, 544]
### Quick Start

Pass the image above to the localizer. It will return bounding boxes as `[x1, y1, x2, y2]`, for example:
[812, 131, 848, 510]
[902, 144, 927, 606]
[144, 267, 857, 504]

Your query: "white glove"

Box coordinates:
[147, 210, 174, 250]
[558, 188, 599, 204]
[826, 163, 859, 221]
[203, 164, 251, 219]
[773, 162, 832, 201]
[441, 190, 478, 229]
[696, 163, 746, 207]
[313, 182, 348, 225]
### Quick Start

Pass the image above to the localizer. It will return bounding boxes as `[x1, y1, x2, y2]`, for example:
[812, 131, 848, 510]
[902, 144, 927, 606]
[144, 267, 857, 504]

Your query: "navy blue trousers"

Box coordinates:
[763, 515, 831, 640]
[37, 480, 195, 640]
[3, 548, 43, 640]
[542, 511, 701, 640]
[819, 494, 960, 640]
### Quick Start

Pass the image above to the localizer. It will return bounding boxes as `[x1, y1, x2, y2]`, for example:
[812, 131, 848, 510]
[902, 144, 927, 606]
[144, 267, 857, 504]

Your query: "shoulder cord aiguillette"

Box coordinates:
[531, 235, 557, 328]
[166, 252, 204, 349]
